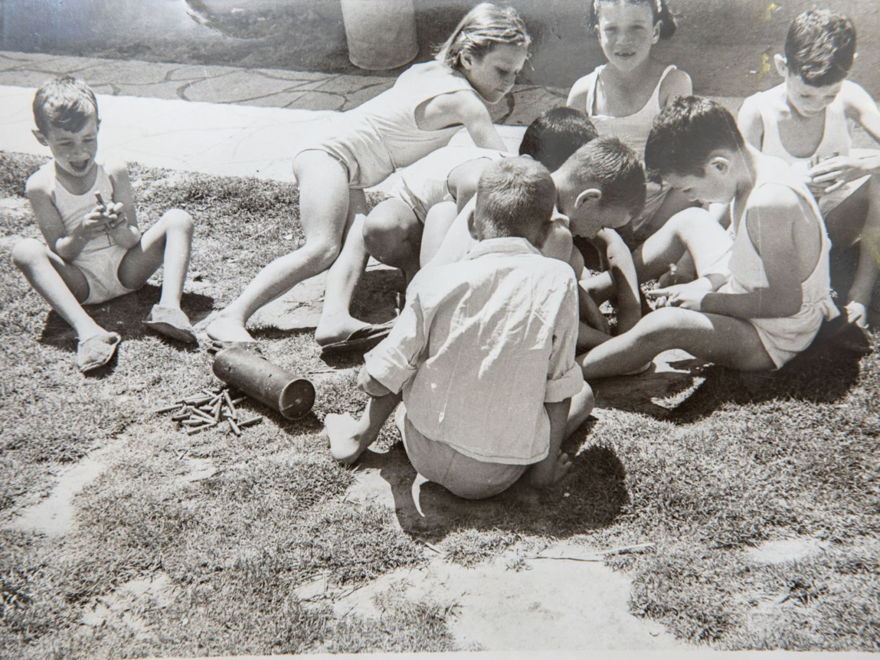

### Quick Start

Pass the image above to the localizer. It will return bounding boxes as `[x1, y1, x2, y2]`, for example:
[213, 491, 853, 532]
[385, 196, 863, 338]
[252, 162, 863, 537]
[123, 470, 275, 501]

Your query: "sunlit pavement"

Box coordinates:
[0, 50, 566, 186]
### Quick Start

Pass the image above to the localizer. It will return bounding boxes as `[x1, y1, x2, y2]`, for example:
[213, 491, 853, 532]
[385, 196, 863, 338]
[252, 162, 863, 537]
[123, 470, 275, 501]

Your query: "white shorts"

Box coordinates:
[74, 243, 137, 305]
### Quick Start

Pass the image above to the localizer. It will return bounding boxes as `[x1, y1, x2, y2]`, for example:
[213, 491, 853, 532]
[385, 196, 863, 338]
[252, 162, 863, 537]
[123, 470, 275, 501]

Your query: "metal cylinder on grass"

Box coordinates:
[212, 347, 315, 420]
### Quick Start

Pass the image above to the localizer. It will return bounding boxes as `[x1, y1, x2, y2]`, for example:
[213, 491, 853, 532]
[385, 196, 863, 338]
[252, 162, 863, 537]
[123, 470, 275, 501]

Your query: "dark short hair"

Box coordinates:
[519, 107, 598, 171]
[562, 136, 646, 216]
[475, 157, 556, 241]
[33, 76, 99, 135]
[644, 96, 743, 178]
[587, 0, 677, 40]
[785, 9, 855, 87]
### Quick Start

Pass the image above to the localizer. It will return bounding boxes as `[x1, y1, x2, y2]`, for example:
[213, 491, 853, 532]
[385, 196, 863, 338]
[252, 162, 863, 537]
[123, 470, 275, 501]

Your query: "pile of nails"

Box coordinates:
[153, 386, 262, 436]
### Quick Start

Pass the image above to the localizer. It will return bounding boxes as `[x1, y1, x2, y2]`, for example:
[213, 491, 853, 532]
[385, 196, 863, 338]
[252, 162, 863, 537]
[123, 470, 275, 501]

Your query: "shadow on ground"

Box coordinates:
[352, 420, 628, 543]
[590, 320, 872, 423]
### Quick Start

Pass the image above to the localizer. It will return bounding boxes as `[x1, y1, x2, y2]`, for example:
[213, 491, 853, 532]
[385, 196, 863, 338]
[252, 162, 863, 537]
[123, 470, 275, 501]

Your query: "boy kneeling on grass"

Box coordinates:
[13, 76, 196, 373]
[325, 157, 593, 498]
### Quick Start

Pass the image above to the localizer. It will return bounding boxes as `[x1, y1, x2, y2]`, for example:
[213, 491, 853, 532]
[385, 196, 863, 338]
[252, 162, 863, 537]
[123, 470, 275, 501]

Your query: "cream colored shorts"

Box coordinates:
[75, 243, 136, 305]
[395, 405, 526, 500]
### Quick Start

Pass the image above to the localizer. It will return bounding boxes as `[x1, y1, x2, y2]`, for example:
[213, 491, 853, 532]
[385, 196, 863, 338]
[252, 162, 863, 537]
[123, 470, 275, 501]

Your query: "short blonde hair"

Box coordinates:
[435, 3, 531, 70]
[475, 157, 555, 243]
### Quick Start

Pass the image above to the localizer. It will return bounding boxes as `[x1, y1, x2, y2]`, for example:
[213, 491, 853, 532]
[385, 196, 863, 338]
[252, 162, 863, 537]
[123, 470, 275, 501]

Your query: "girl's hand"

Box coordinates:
[809, 153, 880, 194]
[646, 279, 711, 311]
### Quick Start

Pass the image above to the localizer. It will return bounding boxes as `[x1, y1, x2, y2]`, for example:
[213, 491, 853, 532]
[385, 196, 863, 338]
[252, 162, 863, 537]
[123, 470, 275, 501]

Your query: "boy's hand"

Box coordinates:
[79, 208, 113, 240]
[845, 301, 869, 329]
[809, 153, 880, 194]
[357, 366, 392, 398]
[91, 193, 126, 229]
[647, 278, 711, 311]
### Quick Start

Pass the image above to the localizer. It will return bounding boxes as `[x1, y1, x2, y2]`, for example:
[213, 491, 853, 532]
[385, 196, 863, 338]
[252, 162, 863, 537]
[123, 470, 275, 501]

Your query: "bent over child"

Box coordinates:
[206, 3, 531, 350]
[13, 76, 196, 372]
[324, 157, 592, 499]
[581, 96, 839, 378]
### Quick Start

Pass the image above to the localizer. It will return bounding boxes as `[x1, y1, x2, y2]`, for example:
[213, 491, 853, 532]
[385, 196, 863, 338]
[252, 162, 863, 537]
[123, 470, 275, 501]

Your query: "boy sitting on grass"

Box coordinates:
[12, 76, 196, 373]
[580, 96, 840, 379]
[737, 9, 880, 328]
[324, 157, 592, 498]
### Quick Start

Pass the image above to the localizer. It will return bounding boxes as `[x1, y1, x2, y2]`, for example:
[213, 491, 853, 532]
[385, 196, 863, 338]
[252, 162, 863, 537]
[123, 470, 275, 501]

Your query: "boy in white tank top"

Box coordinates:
[737, 9, 880, 330]
[581, 97, 839, 379]
[13, 77, 197, 372]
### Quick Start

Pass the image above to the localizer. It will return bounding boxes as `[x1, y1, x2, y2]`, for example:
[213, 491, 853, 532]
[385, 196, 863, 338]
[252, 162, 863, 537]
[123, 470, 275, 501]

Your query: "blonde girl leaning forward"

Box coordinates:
[207, 3, 530, 348]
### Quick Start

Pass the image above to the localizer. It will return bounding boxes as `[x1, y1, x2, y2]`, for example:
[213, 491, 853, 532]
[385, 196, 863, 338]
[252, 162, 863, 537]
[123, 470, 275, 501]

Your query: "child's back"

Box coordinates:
[387, 234, 579, 465]
[722, 152, 837, 367]
[327, 157, 589, 496]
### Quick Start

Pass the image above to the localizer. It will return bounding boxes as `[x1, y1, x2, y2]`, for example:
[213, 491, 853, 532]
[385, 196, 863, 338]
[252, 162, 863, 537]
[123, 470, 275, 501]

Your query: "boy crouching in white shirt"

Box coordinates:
[324, 157, 593, 499]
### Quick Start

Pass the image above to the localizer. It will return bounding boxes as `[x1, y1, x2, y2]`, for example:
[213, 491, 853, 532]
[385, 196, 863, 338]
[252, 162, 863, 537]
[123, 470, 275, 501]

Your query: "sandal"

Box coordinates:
[76, 332, 121, 372]
[143, 305, 197, 344]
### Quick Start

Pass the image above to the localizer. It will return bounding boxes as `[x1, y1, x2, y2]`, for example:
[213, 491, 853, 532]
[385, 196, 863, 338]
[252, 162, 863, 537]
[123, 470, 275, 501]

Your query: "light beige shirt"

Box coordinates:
[365, 237, 584, 465]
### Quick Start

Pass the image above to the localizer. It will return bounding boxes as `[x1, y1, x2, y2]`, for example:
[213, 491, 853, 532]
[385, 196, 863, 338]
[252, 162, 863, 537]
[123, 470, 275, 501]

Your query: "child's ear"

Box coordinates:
[467, 207, 480, 240]
[459, 51, 474, 72]
[574, 187, 603, 209]
[651, 21, 661, 44]
[774, 53, 788, 78]
[32, 129, 49, 146]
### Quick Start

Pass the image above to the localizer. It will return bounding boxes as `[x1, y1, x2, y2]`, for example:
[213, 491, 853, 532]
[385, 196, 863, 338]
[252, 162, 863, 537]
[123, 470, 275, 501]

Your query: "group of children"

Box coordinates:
[14, 2, 880, 499]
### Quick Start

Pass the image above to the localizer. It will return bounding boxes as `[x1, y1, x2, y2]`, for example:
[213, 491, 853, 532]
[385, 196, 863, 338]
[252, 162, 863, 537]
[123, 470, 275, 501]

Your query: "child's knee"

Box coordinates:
[364, 217, 419, 264]
[302, 236, 343, 271]
[162, 208, 194, 234]
[11, 238, 48, 270]
[578, 381, 595, 416]
[542, 224, 573, 262]
[638, 306, 684, 339]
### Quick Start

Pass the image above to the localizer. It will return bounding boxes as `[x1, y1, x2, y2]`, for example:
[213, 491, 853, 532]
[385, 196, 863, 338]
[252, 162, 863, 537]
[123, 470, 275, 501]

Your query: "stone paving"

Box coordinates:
[0, 49, 568, 121]
[0, 50, 569, 186]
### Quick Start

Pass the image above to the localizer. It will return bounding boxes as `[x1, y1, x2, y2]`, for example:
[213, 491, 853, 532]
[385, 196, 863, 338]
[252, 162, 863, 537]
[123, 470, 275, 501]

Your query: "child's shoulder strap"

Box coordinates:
[651, 64, 679, 105]
[582, 65, 604, 115]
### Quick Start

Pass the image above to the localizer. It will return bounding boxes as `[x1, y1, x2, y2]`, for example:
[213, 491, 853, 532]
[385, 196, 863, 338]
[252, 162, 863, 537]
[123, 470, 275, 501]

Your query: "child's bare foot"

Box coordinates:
[324, 413, 370, 465]
[205, 313, 256, 345]
[315, 317, 371, 347]
[527, 451, 572, 489]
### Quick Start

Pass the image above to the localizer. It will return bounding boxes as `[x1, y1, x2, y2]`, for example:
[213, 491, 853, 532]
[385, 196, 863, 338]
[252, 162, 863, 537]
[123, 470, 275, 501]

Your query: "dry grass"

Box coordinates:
[0, 151, 878, 656]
